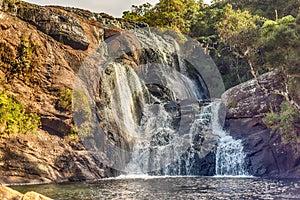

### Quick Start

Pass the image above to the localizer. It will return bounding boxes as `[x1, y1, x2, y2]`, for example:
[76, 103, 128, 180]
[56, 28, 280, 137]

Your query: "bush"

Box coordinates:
[263, 101, 300, 147]
[2, 36, 41, 83]
[0, 90, 40, 136]
[57, 88, 72, 111]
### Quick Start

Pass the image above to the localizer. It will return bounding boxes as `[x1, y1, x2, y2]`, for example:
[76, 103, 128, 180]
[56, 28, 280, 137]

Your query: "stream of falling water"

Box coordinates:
[125, 100, 249, 176]
[211, 101, 249, 176]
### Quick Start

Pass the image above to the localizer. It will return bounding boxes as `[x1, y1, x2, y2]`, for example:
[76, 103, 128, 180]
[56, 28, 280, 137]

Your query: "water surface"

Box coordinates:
[12, 176, 300, 199]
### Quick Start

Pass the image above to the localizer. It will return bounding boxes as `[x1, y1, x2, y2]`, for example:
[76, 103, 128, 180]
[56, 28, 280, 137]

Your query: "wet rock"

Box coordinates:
[150, 130, 173, 146]
[222, 72, 300, 178]
[146, 83, 176, 101]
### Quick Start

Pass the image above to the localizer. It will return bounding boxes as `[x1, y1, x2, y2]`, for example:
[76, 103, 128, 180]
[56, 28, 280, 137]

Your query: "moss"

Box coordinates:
[227, 101, 238, 108]
[1, 36, 41, 84]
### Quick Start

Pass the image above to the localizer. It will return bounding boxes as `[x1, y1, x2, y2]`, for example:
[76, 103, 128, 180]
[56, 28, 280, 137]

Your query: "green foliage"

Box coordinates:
[14, 36, 40, 77]
[220, 0, 300, 20]
[260, 14, 299, 74]
[263, 102, 300, 147]
[1, 36, 41, 83]
[123, 0, 200, 34]
[123, 3, 153, 22]
[0, 90, 40, 136]
[57, 88, 72, 111]
[216, 4, 262, 52]
[190, 4, 222, 38]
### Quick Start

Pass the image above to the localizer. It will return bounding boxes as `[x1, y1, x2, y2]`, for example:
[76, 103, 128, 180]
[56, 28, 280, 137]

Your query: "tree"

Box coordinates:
[123, 0, 200, 34]
[122, 3, 153, 22]
[259, 14, 300, 110]
[216, 4, 300, 111]
[218, 0, 300, 19]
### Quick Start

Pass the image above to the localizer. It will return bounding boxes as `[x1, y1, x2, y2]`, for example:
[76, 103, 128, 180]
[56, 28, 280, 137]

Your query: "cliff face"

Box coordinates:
[222, 72, 300, 178]
[0, 0, 139, 184]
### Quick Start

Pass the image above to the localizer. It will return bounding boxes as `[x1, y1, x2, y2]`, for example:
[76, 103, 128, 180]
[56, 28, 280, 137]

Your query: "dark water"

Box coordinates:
[12, 176, 300, 200]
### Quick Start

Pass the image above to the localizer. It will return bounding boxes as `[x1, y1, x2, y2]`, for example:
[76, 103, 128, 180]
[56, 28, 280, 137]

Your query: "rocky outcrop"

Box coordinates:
[17, 5, 90, 50]
[222, 72, 300, 178]
[0, 185, 53, 200]
[222, 72, 284, 118]
[0, 132, 112, 185]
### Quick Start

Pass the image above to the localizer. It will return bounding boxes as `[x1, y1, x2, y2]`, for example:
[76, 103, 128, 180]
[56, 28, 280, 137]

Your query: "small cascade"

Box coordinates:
[215, 136, 248, 176]
[212, 101, 249, 176]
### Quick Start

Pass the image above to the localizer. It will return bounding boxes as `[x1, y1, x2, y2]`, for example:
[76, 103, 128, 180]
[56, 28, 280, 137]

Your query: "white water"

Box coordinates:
[215, 135, 248, 176]
[125, 99, 249, 176]
[212, 101, 249, 176]
[93, 28, 247, 176]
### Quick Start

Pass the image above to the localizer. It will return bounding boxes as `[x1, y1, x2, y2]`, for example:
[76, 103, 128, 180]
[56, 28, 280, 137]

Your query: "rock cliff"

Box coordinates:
[222, 72, 300, 178]
[0, 0, 142, 184]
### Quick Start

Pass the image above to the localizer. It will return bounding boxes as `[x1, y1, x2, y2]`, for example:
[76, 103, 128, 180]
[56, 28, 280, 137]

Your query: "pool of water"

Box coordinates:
[12, 176, 300, 199]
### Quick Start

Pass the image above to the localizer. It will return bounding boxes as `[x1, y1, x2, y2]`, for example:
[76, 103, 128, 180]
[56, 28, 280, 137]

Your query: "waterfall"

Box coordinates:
[215, 136, 248, 176]
[74, 27, 227, 176]
[125, 99, 249, 176]
[212, 102, 249, 176]
[125, 97, 213, 176]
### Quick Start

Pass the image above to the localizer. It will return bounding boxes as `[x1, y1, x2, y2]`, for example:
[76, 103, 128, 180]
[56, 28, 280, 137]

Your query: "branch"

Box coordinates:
[248, 59, 300, 112]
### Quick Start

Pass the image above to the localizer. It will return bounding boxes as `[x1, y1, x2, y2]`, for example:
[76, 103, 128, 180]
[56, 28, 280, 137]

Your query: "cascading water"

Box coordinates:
[211, 102, 249, 176]
[215, 136, 248, 176]
[76, 27, 248, 177]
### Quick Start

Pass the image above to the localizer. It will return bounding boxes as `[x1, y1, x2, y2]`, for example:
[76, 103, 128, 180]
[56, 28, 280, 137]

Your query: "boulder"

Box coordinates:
[222, 72, 283, 119]
[0, 186, 23, 200]
[23, 191, 53, 200]
[222, 72, 300, 178]
[0, 186, 53, 200]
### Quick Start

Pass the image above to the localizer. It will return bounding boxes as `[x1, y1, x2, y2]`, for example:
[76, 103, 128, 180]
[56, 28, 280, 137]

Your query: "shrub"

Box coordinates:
[57, 87, 72, 111]
[0, 90, 40, 136]
[3, 36, 41, 83]
[263, 101, 300, 148]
